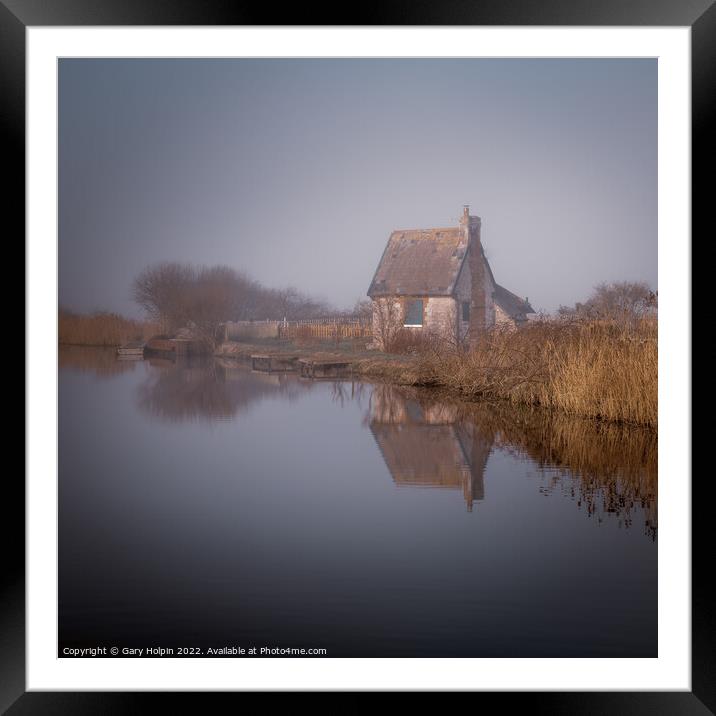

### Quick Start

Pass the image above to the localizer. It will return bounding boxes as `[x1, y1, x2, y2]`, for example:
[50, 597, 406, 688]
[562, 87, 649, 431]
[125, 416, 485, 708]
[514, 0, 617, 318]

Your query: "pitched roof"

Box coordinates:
[367, 227, 467, 297]
[367, 220, 535, 318]
[493, 283, 534, 316]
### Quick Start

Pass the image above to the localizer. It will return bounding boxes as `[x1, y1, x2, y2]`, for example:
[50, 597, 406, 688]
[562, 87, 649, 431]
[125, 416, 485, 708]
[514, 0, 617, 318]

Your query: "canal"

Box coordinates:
[59, 347, 657, 657]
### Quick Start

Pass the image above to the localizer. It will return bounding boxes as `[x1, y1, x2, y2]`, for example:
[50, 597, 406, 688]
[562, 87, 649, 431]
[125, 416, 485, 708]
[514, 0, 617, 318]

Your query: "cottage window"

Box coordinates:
[404, 299, 423, 327]
[462, 302, 470, 322]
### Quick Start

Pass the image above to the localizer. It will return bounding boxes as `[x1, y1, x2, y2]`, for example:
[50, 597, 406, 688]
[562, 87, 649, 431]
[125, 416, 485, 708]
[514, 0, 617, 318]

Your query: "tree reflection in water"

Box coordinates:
[135, 356, 315, 423]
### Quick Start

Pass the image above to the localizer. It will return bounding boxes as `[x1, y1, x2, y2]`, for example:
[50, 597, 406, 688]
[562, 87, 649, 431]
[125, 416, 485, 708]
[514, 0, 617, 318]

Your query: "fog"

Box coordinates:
[59, 58, 656, 317]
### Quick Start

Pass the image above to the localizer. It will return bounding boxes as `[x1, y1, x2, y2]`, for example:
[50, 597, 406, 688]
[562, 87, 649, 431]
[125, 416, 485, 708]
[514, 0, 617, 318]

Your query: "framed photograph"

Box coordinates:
[9, 0, 707, 709]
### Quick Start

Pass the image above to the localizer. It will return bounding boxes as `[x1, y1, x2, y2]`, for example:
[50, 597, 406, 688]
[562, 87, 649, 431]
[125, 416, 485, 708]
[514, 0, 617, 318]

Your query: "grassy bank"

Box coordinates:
[409, 319, 657, 428]
[59, 310, 160, 347]
[214, 317, 657, 428]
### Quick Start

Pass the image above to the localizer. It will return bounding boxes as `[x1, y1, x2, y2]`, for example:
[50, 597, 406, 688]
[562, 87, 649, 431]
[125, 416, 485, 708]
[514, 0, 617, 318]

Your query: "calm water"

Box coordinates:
[59, 347, 657, 657]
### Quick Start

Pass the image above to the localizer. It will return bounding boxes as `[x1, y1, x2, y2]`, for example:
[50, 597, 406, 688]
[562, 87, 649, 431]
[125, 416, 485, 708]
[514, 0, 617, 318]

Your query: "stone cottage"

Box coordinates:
[367, 206, 534, 348]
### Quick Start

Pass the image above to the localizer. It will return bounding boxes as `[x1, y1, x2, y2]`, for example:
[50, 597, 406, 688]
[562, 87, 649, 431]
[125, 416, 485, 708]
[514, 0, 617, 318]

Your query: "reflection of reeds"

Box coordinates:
[371, 385, 657, 538]
[331, 381, 368, 409]
[414, 319, 657, 428]
[485, 405, 657, 540]
[59, 309, 160, 347]
[58, 345, 138, 378]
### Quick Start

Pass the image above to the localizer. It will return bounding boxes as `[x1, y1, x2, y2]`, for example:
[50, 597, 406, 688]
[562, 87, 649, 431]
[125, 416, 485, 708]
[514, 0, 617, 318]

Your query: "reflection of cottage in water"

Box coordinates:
[368, 386, 492, 511]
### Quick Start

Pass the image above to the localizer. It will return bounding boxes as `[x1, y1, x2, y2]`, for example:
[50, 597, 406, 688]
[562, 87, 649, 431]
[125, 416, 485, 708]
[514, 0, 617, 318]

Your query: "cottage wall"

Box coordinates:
[371, 295, 459, 348]
[370, 266, 498, 348]
[454, 237, 496, 342]
[371, 298, 402, 323]
[424, 297, 457, 340]
[467, 219, 486, 338]
[494, 304, 517, 328]
[454, 261, 471, 341]
[462, 216, 497, 342]
[484, 270, 497, 329]
[370, 385, 459, 424]
[371, 297, 403, 350]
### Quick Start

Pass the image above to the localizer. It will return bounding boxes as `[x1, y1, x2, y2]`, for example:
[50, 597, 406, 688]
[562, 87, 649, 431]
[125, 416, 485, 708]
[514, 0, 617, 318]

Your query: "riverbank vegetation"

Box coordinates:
[63, 272, 657, 428]
[408, 316, 657, 428]
[59, 308, 159, 347]
[363, 281, 658, 428]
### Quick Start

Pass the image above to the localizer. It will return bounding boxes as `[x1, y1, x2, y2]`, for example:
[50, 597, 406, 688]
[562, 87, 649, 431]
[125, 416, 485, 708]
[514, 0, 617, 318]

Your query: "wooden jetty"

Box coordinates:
[250, 354, 299, 372]
[144, 337, 207, 358]
[298, 358, 353, 379]
[117, 341, 145, 359]
[248, 353, 355, 379]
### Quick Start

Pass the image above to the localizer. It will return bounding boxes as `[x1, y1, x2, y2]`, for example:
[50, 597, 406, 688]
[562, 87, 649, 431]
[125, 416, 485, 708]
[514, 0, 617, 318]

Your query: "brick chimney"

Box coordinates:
[461, 205, 486, 340]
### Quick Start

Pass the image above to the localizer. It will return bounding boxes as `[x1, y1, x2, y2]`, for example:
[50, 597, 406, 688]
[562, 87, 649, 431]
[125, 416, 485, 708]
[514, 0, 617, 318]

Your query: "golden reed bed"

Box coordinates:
[372, 318, 658, 429]
[59, 310, 160, 348]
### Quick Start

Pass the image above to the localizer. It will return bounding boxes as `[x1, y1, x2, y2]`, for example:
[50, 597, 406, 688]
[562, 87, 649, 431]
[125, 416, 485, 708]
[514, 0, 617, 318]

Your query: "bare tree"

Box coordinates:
[353, 299, 373, 322]
[245, 285, 331, 321]
[371, 297, 403, 351]
[273, 286, 302, 321]
[133, 261, 339, 342]
[133, 262, 251, 347]
[230, 274, 264, 321]
[558, 281, 657, 327]
[132, 262, 194, 334]
[186, 266, 249, 346]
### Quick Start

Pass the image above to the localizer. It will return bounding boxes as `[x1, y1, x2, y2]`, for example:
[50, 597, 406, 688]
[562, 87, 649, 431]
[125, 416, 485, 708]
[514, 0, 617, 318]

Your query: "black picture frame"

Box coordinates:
[7, 0, 707, 710]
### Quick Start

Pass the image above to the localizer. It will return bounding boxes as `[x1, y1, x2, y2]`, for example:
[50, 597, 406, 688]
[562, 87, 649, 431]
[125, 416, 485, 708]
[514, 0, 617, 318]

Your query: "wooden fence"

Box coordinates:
[223, 317, 373, 342]
[225, 320, 280, 341]
[277, 318, 372, 340]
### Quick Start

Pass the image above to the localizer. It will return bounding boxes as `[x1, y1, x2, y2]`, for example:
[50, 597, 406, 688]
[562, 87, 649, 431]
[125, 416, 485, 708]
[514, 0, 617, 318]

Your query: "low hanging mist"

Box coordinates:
[58, 58, 657, 318]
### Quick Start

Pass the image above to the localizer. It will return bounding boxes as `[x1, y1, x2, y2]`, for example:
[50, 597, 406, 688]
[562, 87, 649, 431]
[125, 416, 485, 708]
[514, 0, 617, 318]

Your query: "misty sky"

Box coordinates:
[59, 58, 656, 317]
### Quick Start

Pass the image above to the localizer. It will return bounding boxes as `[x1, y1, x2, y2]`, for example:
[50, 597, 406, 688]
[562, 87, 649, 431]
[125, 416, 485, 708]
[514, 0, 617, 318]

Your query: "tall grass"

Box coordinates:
[58, 309, 160, 347]
[384, 327, 438, 355]
[414, 318, 657, 428]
